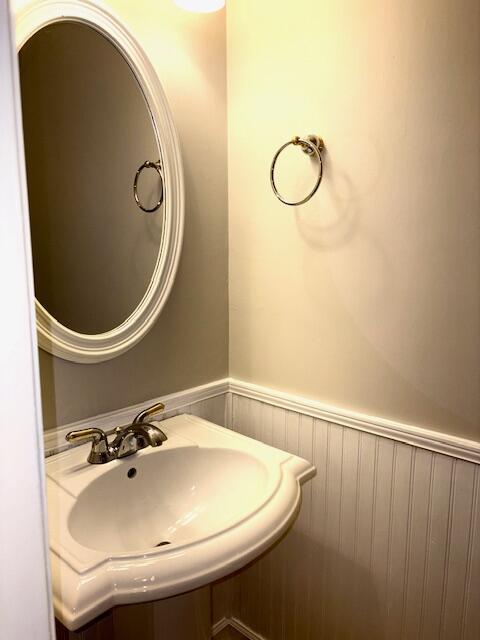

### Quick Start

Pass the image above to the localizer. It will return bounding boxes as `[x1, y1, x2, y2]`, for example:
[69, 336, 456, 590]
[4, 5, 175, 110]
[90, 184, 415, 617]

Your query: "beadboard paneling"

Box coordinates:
[213, 393, 480, 640]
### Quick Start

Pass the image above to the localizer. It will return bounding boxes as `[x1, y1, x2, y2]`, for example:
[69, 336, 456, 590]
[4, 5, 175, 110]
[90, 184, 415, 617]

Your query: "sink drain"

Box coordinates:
[155, 541, 171, 547]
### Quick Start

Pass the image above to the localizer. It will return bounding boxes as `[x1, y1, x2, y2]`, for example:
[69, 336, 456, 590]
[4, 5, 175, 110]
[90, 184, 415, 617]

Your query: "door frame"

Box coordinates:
[0, 0, 54, 637]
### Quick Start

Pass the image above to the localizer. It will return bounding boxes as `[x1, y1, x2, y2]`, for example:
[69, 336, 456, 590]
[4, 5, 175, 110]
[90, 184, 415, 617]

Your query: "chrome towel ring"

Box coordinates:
[133, 160, 164, 213]
[270, 135, 324, 206]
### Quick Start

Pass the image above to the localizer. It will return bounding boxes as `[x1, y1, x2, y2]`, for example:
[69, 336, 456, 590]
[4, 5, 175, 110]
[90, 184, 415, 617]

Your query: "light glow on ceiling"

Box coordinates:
[174, 0, 225, 13]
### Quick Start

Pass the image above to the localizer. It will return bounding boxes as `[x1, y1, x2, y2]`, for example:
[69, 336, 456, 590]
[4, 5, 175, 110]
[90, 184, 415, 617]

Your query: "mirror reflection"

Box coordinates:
[19, 21, 164, 335]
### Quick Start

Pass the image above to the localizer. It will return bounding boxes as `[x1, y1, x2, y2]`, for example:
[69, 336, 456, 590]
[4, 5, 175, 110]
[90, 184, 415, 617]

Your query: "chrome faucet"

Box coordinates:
[66, 402, 167, 464]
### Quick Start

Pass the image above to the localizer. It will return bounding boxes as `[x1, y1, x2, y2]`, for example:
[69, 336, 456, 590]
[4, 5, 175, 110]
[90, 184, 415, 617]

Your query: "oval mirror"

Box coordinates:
[16, 2, 184, 363]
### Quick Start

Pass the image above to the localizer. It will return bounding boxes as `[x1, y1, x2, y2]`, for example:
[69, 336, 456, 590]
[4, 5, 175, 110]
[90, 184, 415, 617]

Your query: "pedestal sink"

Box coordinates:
[46, 414, 316, 630]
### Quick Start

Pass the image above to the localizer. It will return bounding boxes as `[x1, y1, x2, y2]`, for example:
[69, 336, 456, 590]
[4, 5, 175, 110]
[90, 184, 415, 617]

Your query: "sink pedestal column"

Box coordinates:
[55, 587, 211, 639]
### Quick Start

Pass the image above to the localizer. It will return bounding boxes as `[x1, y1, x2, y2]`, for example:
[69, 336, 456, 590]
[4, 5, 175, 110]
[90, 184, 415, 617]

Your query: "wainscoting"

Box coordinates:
[44, 378, 480, 640]
[213, 388, 480, 640]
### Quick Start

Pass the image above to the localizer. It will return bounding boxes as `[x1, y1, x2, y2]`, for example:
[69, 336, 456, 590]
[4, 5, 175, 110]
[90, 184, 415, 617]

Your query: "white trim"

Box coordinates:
[212, 617, 265, 640]
[229, 378, 480, 465]
[15, 0, 184, 363]
[229, 618, 266, 640]
[44, 377, 480, 464]
[211, 617, 230, 635]
[224, 390, 233, 429]
[43, 378, 229, 456]
[0, 0, 54, 636]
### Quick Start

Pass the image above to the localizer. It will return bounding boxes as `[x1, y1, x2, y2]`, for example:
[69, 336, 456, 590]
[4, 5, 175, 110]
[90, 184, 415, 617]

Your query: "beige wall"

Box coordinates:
[15, 0, 228, 428]
[16, 0, 479, 440]
[227, 0, 480, 441]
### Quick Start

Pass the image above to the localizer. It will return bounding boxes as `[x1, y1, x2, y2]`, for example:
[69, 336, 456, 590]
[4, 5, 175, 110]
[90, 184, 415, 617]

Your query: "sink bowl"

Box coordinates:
[46, 414, 315, 629]
[69, 447, 268, 553]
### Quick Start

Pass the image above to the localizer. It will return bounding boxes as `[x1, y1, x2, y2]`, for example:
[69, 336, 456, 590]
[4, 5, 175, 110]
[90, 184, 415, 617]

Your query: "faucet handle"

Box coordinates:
[65, 428, 112, 464]
[66, 427, 106, 445]
[133, 402, 165, 424]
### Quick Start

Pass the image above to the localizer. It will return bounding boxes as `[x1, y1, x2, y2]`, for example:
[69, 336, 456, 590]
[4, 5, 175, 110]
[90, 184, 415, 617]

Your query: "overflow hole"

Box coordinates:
[127, 467, 137, 479]
[155, 541, 171, 547]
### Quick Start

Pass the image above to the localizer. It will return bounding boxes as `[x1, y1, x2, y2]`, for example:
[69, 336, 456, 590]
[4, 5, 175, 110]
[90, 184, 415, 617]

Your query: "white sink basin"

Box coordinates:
[46, 414, 315, 629]
[69, 446, 268, 553]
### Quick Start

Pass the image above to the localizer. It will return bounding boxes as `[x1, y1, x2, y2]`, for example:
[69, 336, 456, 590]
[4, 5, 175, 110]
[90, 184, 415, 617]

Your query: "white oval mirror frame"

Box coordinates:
[16, 0, 184, 363]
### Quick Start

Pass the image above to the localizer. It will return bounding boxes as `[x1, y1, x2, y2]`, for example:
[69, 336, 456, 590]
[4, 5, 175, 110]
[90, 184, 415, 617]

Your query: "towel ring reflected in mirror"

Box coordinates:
[270, 135, 325, 206]
[133, 160, 164, 213]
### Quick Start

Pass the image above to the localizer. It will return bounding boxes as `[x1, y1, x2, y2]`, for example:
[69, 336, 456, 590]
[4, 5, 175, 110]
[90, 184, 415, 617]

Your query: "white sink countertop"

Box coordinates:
[46, 414, 316, 629]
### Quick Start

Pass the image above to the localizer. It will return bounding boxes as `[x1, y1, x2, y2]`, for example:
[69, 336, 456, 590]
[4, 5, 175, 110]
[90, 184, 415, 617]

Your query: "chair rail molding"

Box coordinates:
[43, 378, 230, 456]
[45, 377, 479, 464]
[229, 379, 480, 465]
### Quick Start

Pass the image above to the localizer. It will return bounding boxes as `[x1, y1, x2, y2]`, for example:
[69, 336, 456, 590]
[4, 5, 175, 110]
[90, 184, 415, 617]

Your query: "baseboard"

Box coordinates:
[212, 617, 266, 640]
[43, 377, 480, 464]
[211, 617, 230, 635]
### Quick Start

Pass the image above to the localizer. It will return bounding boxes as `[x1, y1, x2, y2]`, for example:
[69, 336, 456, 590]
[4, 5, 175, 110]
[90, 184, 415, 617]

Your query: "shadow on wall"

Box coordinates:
[228, 526, 384, 640]
[292, 146, 394, 311]
[293, 147, 392, 292]
[294, 150, 360, 251]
